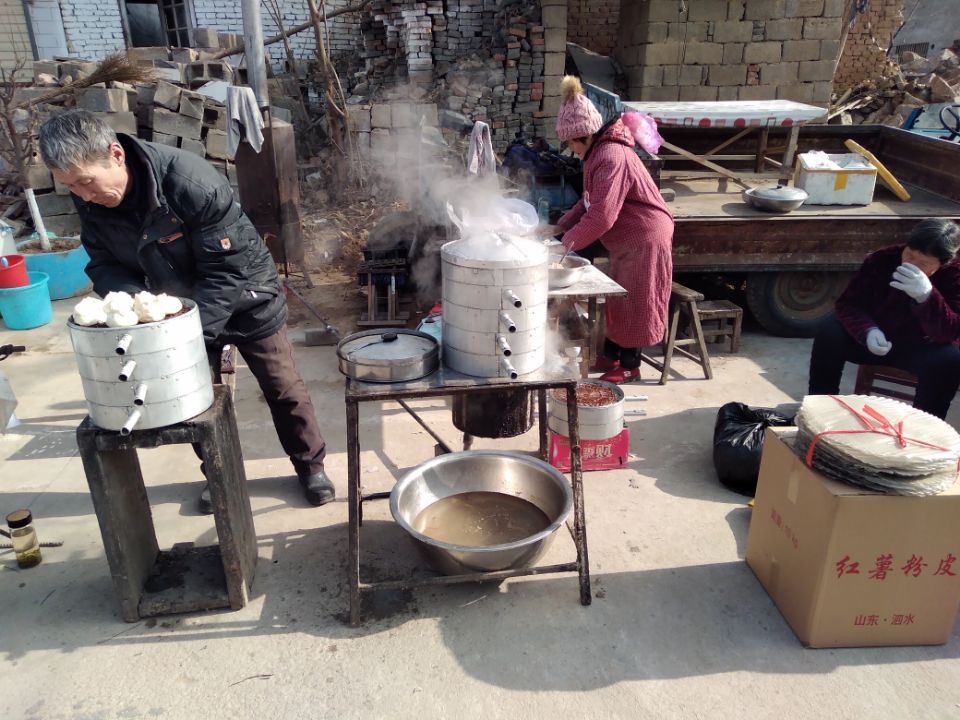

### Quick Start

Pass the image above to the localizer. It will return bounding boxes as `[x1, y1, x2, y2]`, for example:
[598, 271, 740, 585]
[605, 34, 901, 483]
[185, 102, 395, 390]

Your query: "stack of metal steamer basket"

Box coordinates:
[68, 299, 214, 435]
[441, 203, 549, 440]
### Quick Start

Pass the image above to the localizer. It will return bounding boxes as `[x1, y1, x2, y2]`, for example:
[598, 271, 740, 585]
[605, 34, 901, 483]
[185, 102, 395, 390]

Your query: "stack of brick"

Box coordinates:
[14, 45, 247, 237]
[353, 0, 559, 154]
[831, 47, 960, 126]
[834, 0, 905, 91]
[614, 0, 845, 106]
[346, 102, 440, 164]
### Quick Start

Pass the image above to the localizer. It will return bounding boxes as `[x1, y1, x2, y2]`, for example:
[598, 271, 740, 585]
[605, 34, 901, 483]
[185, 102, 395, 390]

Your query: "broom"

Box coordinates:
[11, 53, 156, 110]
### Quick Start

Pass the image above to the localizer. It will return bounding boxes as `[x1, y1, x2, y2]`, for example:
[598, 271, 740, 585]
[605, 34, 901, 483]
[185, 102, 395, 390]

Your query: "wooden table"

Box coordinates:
[621, 99, 827, 186]
[548, 263, 627, 375]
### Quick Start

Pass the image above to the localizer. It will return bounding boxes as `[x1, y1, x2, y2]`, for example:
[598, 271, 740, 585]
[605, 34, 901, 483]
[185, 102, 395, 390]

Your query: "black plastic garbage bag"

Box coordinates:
[713, 402, 795, 496]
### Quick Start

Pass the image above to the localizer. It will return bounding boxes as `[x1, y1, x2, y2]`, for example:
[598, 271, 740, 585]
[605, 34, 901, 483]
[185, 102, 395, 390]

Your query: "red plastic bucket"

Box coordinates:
[0, 255, 28, 288]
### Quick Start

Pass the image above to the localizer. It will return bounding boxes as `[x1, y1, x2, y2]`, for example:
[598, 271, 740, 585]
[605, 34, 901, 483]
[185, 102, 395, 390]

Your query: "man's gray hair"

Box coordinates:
[38, 109, 119, 171]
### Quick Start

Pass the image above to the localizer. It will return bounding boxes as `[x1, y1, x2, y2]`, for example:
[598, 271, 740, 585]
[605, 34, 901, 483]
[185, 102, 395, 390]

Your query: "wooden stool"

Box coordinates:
[76, 386, 256, 622]
[697, 300, 744, 353]
[640, 282, 713, 384]
[854, 364, 919, 403]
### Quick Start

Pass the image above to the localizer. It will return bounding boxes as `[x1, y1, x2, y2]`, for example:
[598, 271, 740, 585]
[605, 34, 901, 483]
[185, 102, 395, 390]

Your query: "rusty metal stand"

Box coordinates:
[345, 367, 590, 626]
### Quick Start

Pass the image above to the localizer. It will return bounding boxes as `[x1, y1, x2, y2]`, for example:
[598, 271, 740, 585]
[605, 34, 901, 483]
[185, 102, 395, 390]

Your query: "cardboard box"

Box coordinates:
[795, 152, 877, 205]
[746, 428, 960, 648]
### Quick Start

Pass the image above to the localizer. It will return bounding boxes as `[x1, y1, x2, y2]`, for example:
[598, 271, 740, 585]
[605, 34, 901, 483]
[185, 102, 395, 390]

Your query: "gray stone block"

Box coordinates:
[179, 91, 204, 120]
[782, 39, 821, 61]
[803, 17, 842, 41]
[744, 41, 782, 64]
[193, 28, 221, 48]
[786, 0, 824, 16]
[799, 59, 836, 82]
[707, 64, 748, 86]
[101, 112, 137, 134]
[35, 191, 75, 216]
[744, 0, 786, 20]
[766, 18, 804, 41]
[149, 107, 201, 139]
[78, 88, 129, 113]
[150, 131, 178, 147]
[153, 81, 182, 111]
[180, 137, 205, 156]
[683, 42, 724, 65]
[371, 104, 391, 128]
[713, 20, 754, 43]
[204, 130, 229, 159]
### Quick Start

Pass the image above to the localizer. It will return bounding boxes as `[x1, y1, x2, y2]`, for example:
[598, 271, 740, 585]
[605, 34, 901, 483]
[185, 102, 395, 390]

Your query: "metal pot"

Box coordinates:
[547, 379, 625, 440]
[390, 450, 573, 575]
[451, 389, 534, 438]
[742, 185, 808, 213]
[337, 329, 439, 383]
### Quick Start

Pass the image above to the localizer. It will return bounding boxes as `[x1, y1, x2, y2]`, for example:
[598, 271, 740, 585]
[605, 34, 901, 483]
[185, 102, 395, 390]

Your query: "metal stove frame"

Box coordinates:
[344, 366, 591, 626]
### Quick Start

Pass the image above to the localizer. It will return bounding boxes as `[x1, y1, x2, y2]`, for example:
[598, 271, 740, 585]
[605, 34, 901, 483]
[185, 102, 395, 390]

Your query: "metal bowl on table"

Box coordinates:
[390, 450, 573, 575]
[548, 253, 591, 289]
[742, 185, 809, 213]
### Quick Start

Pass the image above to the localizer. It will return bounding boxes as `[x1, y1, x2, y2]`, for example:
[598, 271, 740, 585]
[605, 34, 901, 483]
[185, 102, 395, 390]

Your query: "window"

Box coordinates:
[158, 0, 194, 47]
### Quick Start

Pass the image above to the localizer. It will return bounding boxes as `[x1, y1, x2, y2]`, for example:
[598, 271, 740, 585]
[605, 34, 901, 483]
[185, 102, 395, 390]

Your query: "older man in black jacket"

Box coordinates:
[39, 109, 334, 512]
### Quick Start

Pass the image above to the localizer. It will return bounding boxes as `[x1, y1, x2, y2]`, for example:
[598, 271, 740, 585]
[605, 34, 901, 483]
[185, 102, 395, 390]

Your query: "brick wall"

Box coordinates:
[614, 0, 845, 106]
[0, 0, 34, 72]
[568, 0, 621, 55]
[60, 0, 126, 57]
[192, 0, 361, 66]
[834, 0, 905, 90]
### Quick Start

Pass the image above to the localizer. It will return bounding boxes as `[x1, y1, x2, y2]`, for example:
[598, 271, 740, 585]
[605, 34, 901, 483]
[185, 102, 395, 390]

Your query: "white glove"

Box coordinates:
[890, 262, 933, 303]
[865, 328, 893, 356]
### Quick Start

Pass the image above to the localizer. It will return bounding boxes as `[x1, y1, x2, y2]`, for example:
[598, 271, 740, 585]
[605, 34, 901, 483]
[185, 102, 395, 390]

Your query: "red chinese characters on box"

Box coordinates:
[769, 508, 799, 550]
[834, 553, 957, 580]
[548, 428, 630, 473]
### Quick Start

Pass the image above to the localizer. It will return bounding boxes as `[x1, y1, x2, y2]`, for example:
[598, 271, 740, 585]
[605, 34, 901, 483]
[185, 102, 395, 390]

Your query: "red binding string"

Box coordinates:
[804, 395, 960, 472]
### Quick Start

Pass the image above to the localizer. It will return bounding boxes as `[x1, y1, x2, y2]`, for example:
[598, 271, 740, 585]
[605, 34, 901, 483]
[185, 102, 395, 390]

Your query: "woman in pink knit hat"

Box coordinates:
[539, 75, 674, 384]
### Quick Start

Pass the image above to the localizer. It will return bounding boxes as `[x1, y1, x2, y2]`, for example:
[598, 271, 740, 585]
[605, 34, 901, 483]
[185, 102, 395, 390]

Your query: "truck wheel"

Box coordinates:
[745, 271, 850, 337]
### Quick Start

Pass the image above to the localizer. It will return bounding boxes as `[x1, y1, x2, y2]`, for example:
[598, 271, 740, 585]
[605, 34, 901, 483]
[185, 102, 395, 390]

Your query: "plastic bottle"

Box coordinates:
[6, 509, 42, 569]
[537, 198, 550, 224]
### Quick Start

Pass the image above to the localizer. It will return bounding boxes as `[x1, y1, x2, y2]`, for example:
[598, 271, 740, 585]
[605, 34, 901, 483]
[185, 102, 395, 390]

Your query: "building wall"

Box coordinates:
[614, 0, 846, 106]
[59, 0, 126, 57]
[835, 0, 905, 90]
[191, 0, 362, 65]
[0, 0, 34, 72]
[567, 0, 620, 55]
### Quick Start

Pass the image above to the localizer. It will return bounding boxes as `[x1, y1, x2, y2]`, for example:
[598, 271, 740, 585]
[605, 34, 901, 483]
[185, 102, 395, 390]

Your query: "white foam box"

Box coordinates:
[794, 152, 877, 205]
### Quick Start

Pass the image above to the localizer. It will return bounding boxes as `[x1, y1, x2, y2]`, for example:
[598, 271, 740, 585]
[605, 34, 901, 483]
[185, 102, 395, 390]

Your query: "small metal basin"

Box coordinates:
[390, 450, 573, 575]
[548, 254, 590, 289]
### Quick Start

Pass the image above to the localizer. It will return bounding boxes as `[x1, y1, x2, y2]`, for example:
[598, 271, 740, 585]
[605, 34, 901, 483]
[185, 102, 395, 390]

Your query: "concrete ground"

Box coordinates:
[2, 299, 959, 720]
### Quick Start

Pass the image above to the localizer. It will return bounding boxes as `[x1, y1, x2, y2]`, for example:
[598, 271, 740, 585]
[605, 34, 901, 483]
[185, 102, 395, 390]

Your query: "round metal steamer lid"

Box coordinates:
[441, 232, 548, 270]
[337, 329, 439, 383]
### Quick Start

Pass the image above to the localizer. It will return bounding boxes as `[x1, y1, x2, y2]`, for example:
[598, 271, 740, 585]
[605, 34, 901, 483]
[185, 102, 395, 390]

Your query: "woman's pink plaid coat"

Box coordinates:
[557, 119, 674, 349]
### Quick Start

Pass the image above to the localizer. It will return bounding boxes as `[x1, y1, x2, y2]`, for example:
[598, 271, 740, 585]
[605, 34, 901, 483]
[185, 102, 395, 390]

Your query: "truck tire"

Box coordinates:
[745, 271, 851, 337]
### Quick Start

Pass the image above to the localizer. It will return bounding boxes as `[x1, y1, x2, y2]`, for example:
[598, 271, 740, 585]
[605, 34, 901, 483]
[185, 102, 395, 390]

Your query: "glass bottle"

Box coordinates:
[537, 198, 551, 224]
[6, 509, 42, 569]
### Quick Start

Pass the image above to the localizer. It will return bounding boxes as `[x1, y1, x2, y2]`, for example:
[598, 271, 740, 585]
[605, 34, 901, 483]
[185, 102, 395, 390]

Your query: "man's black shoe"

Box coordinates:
[299, 469, 336, 506]
[198, 483, 214, 515]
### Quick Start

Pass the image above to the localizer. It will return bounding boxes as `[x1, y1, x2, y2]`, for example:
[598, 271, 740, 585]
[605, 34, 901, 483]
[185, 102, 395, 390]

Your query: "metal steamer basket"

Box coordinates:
[441, 232, 548, 379]
[68, 299, 213, 435]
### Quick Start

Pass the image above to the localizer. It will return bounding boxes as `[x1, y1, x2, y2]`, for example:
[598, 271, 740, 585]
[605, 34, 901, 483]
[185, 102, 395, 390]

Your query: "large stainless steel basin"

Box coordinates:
[390, 450, 573, 575]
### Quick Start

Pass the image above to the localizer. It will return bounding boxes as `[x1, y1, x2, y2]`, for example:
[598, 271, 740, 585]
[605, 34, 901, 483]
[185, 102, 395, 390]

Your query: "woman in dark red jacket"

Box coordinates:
[808, 219, 960, 419]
